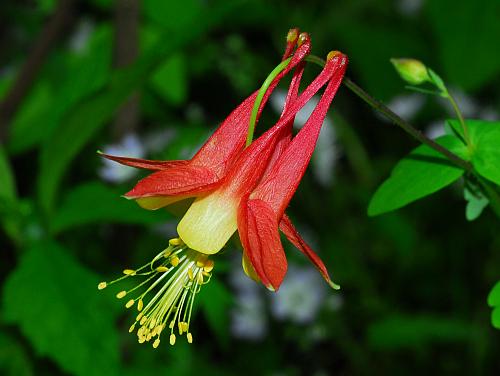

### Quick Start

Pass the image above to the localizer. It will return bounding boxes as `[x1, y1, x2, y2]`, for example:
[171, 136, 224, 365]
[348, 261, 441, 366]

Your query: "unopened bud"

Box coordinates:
[390, 58, 430, 85]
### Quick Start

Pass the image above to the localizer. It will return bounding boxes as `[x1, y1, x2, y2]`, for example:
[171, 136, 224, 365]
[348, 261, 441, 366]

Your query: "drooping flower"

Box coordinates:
[98, 29, 347, 348]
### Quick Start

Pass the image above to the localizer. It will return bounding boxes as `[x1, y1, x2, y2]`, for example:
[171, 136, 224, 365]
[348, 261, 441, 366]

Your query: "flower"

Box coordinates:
[98, 29, 347, 348]
[270, 264, 326, 324]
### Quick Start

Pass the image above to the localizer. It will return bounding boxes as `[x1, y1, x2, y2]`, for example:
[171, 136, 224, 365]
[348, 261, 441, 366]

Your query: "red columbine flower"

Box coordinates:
[98, 29, 347, 348]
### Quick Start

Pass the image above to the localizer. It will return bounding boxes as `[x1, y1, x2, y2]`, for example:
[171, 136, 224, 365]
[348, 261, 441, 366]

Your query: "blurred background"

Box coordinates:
[1, 0, 499, 375]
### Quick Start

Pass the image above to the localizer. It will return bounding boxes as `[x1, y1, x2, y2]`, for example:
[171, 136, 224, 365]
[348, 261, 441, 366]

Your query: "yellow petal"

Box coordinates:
[135, 196, 184, 210]
[242, 252, 260, 282]
[177, 192, 237, 254]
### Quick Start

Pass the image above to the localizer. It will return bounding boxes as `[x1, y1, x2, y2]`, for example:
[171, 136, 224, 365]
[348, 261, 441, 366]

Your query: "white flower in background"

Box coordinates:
[270, 264, 327, 324]
[425, 120, 446, 139]
[68, 19, 94, 53]
[441, 88, 478, 118]
[387, 94, 425, 120]
[270, 89, 340, 186]
[397, 0, 423, 16]
[99, 133, 145, 183]
[142, 128, 177, 153]
[229, 259, 267, 340]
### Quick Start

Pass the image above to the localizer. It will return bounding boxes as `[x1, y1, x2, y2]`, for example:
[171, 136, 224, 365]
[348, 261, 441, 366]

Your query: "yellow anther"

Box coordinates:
[137, 327, 145, 336]
[169, 320, 175, 329]
[125, 299, 135, 308]
[187, 333, 193, 344]
[170, 256, 180, 267]
[181, 322, 189, 333]
[137, 299, 144, 311]
[327, 50, 341, 61]
[202, 271, 210, 277]
[116, 290, 127, 299]
[196, 260, 204, 268]
[178, 321, 183, 334]
[169, 238, 182, 246]
[297, 32, 308, 46]
[97, 282, 107, 290]
[146, 333, 152, 342]
[138, 336, 146, 344]
[149, 318, 156, 329]
[286, 28, 298, 43]
[129, 323, 136, 333]
[188, 267, 194, 280]
[136, 312, 143, 322]
[140, 316, 147, 326]
[156, 266, 168, 272]
[157, 324, 164, 335]
[153, 338, 160, 349]
[123, 269, 135, 275]
[203, 259, 214, 272]
[169, 334, 176, 346]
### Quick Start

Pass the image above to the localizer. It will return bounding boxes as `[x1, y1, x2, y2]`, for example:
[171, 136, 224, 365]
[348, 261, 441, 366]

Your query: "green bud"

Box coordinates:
[390, 58, 430, 85]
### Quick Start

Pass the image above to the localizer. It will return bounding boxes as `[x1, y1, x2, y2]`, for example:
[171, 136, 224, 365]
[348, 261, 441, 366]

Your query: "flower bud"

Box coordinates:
[390, 58, 430, 85]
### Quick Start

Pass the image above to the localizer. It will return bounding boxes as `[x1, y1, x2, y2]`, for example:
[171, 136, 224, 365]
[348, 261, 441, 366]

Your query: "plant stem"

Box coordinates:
[446, 89, 472, 148]
[246, 57, 292, 146]
[305, 55, 473, 172]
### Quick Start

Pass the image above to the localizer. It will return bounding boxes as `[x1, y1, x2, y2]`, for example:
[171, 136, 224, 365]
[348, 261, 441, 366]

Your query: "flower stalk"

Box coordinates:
[304, 55, 473, 172]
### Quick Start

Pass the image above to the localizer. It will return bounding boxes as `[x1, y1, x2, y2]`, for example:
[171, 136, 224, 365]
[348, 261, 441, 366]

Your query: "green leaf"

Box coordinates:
[464, 120, 500, 185]
[368, 135, 469, 216]
[37, 2, 238, 216]
[51, 181, 171, 234]
[492, 307, 500, 330]
[367, 314, 473, 349]
[8, 25, 112, 154]
[150, 53, 187, 105]
[487, 281, 500, 307]
[2, 242, 120, 376]
[143, 0, 203, 31]
[0, 333, 33, 376]
[8, 82, 53, 154]
[0, 146, 15, 202]
[426, 0, 500, 91]
[464, 183, 489, 221]
[0, 146, 21, 242]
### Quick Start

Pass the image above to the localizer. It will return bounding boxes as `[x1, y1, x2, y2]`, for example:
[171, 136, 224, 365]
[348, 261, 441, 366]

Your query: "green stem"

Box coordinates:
[304, 55, 473, 172]
[446, 89, 472, 148]
[246, 57, 292, 146]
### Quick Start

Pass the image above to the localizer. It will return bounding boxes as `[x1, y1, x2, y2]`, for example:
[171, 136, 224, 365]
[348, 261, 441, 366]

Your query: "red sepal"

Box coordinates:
[280, 214, 338, 289]
[238, 198, 287, 291]
[251, 54, 348, 217]
[125, 165, 220, 198]
[99, 152, 187, 171]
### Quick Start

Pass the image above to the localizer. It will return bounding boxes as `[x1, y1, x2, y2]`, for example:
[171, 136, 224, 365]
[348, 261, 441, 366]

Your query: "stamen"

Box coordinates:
[153, 338, 160, 348]
[99, 239, 214, 348]
[116, 291, 126, 299]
